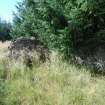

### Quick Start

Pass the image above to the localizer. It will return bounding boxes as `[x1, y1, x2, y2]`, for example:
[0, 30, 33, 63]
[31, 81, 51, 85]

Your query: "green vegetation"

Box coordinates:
[11, 0, 105, 57]
[0, 52, 105, 105]
[0, 19, 12, 41]
[0, 0, 105, 104]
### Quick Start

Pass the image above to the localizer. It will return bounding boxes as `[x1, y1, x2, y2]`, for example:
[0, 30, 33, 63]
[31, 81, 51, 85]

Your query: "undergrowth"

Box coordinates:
[0, 52, 105, 105]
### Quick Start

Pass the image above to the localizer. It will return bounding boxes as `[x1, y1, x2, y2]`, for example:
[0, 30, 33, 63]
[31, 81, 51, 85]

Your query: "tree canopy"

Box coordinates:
[11, 0, 105, 57]
[0, 19, 12, 41]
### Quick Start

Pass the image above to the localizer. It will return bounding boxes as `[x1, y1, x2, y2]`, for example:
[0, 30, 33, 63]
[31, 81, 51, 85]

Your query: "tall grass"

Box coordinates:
[0, 51, 105, 105]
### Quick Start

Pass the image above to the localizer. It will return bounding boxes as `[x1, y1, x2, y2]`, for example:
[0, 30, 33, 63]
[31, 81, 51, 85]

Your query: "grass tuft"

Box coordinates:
[0, 46, 105, 105]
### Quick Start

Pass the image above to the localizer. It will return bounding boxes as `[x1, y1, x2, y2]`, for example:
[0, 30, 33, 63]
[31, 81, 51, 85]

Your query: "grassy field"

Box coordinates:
[0, 42, 105, 105]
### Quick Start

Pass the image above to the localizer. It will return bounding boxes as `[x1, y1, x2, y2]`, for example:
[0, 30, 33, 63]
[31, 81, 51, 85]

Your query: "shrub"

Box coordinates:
[11, 0, 105, 58]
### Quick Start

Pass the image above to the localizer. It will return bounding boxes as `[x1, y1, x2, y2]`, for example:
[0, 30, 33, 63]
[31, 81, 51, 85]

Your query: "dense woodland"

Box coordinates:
[0, 19, 11, 41]
[0, 0, 105, 58]
[10, 0, 105, 58]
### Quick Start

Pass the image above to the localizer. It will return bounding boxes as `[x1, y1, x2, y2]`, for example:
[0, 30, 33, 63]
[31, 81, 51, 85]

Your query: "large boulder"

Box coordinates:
[8, 37, 49, 65]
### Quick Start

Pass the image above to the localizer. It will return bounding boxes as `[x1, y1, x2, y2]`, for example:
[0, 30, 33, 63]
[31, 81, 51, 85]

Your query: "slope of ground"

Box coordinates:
[0, 42, 105, 105]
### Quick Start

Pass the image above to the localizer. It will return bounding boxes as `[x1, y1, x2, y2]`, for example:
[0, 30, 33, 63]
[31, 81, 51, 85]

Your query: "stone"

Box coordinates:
[8, 37, 49, 66]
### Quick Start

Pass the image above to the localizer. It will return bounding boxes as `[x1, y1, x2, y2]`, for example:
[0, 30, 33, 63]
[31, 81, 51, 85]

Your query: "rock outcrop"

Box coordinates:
[8, 37, 49, 66]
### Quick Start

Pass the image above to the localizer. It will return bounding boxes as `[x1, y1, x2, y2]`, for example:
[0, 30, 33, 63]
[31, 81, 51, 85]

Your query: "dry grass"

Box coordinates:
[0, 42, 105, 105]
[0, 41, 11, 58]
[0, 41, 11, 50]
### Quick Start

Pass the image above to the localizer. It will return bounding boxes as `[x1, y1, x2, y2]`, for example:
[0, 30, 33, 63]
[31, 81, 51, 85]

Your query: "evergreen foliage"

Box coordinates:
[11, 0, 105, 57]
[0, 19, 12, 41]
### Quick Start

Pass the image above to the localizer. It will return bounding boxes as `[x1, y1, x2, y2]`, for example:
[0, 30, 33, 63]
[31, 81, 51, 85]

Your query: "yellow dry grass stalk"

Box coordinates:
[0, 42, 105, 105]
[0, 41, 11, 50]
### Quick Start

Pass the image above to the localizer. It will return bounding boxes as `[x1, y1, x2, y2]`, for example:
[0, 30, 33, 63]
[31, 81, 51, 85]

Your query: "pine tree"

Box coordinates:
[11, 0, 105, 57]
